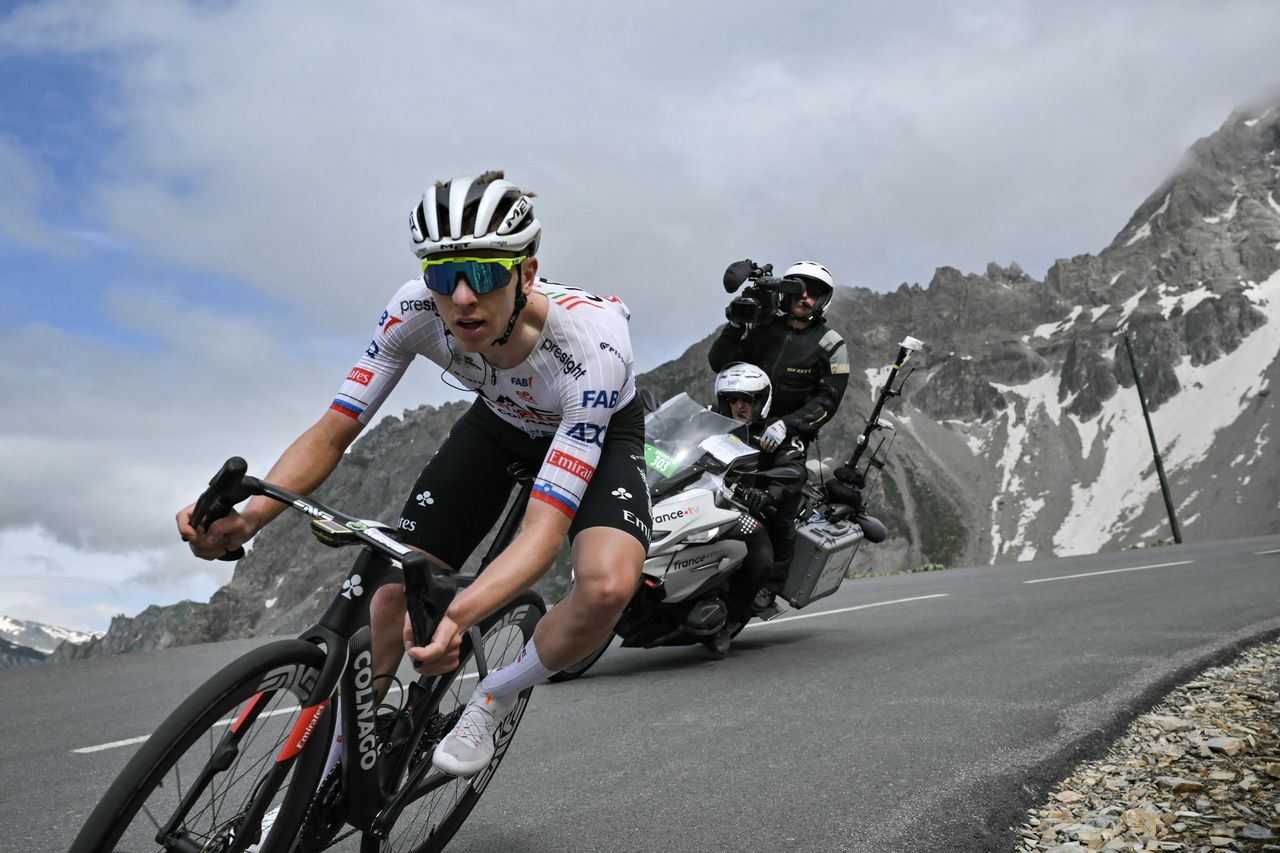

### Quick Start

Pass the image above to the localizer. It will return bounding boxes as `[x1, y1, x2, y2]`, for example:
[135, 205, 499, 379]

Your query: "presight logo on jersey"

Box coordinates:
[540, 339, 586, 379]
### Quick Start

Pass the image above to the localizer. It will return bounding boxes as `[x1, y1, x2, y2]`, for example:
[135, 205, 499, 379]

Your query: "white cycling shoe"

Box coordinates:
[432, 688, 514, 778]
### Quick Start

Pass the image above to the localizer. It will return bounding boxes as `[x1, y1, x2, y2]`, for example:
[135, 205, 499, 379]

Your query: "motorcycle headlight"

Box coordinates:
[680, 521, 736, 545]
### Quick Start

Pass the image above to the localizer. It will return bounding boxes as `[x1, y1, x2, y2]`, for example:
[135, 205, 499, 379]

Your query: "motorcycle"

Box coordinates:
[550, 335, 923, 681]
[549, 394, 861, 680]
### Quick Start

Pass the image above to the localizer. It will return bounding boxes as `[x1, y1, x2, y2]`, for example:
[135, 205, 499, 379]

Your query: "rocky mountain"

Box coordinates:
[0, 614, 99, 655]
[53, 95, 1280, 660]
[0, 636, 46, 668]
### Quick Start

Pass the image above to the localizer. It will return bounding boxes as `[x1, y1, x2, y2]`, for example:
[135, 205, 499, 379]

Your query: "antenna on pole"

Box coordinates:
[1123, 334, 1183, 545]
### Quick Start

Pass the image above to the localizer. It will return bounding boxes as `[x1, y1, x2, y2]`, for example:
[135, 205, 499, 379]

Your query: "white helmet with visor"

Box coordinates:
[783, 260, 835, 316]
[714, 362, 773, 421]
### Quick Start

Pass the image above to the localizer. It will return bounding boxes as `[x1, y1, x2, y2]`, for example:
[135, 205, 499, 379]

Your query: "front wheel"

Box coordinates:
[69, 639, 332, 853]
[363, 590, 545, 853]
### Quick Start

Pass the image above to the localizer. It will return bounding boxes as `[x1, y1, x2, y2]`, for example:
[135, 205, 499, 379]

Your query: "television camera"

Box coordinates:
[721, 259, 807, 327]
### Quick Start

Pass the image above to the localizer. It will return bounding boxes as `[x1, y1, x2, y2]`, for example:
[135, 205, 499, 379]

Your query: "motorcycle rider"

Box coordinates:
[177, 171, 650, 782]
[706, 363, 807, 657]
[708, 261, 849, 573]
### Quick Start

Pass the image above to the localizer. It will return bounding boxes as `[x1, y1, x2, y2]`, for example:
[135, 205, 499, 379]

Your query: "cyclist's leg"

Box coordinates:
[371, 400, 523, 681]
[533, 412, 651, 670]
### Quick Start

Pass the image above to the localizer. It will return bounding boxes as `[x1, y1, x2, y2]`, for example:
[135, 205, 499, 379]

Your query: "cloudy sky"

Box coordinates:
[3, 0, 1279, 633]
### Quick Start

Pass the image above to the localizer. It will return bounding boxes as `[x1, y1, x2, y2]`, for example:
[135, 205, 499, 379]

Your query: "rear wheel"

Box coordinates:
[69, 639, 332, 853]
[362, 590, 545, 853]
[547, 633, 613, 682]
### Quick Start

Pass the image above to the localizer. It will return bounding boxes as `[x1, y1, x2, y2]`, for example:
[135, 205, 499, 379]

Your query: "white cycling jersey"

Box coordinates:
[331, 278, 636, 520]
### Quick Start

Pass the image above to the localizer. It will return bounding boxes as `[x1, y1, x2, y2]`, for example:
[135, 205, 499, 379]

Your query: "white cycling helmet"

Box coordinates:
[714, 362, 772, 421]
[783, 260, 835, 316]
[409, 172, 541, 259]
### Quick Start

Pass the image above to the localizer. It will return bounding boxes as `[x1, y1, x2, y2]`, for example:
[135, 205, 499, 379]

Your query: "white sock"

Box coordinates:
[476, 637, 554, 703]
[319, 695, 343, 784]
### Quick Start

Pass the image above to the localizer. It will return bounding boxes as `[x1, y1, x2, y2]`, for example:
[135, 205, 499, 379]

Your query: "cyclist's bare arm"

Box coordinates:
[177, 409, 363, 559]
[405, 500, 567, 672]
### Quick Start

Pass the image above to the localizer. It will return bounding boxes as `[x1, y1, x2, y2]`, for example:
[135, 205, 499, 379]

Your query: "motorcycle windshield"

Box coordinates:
[642, 393, 757, 491]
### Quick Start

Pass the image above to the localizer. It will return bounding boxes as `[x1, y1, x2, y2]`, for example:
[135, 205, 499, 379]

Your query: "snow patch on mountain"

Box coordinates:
[1117, 287, 1149, 328]
[1125, 193, 1171, 247]
[1033, 306, 1085, 339]
[0, 614, 102, 654]
[1053, 269, 1280, 554]
[1203, 197, 1240, 224]
[1157, 283, 1216, 318]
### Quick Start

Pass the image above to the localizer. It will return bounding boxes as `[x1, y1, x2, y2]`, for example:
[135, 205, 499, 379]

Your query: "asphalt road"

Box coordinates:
[3, 534, 1278, 853]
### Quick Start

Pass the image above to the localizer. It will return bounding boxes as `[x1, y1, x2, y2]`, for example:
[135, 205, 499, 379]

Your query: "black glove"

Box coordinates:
[738, 486, 773, 515]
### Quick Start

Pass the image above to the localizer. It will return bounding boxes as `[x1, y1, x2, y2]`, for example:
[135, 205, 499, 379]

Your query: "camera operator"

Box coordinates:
[709, 260, 850, 571]
[709, 261, 849, 449]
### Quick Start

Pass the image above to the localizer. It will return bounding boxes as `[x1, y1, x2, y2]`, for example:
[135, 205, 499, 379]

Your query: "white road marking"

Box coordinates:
[73, 671, 480, 755]
[743, 594, 950, 629]
[1255, 548, 1280, 556]
[72, 735, 150, 754]
[1023, 560, 1194, 585]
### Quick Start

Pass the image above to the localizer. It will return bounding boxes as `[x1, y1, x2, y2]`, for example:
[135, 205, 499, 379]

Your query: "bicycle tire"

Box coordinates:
[69, 639, 332, 853]
[362, 590, 545, 853]
[547, 633, 612, 683]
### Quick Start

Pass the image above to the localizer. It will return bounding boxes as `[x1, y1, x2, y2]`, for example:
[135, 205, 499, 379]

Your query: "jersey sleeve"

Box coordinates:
[528, 320, 634, 520]
[329, 282, 425, 425]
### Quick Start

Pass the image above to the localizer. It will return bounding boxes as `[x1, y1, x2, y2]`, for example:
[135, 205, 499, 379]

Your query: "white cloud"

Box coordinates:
[0, 134, 78, 254]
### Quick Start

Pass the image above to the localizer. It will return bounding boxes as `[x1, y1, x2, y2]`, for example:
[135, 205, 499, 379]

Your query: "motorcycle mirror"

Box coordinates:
[639, 387, 659, 414]
[900, 335, 924, 352]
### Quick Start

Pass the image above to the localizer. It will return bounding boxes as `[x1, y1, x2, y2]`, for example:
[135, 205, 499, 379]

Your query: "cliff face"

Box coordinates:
[57, 99, 1280, 659]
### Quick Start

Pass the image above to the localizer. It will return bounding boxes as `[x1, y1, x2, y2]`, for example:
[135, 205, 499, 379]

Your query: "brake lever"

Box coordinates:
[189, 457, 257, 561]
[402, 552, 458, 660]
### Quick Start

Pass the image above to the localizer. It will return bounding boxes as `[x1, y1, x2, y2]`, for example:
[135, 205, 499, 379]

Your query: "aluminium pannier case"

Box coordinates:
[781, 516, 866, 608]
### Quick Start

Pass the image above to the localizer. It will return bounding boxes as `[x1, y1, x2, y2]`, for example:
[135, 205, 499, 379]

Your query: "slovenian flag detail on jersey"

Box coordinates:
[532, 481, 579, 518]
[330, 398, 364, 419]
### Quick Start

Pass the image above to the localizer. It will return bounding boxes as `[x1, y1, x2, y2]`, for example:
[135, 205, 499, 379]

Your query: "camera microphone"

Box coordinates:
[723, 260, 753, 293]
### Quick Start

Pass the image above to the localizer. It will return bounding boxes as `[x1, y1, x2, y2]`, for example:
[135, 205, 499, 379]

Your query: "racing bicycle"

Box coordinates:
[69, 457, 546, 852]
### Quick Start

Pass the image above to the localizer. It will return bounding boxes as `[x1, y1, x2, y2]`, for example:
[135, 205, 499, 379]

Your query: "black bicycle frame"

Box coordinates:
[283, 474, 535, 837]
[180, 456, 537, 843]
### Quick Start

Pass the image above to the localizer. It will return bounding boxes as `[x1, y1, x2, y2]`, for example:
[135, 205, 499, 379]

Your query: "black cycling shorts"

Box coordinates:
[396, 396, 651, 570]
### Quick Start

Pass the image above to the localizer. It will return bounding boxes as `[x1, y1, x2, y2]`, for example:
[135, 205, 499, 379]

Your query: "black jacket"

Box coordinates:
[708, 317, 850, 440]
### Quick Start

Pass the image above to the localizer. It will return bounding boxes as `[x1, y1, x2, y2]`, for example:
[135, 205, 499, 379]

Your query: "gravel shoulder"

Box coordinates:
[1014, 637, 1280, 852]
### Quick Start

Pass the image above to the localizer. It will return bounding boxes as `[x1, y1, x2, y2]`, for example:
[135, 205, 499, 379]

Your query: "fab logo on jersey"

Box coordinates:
[580, 390, 619, 409]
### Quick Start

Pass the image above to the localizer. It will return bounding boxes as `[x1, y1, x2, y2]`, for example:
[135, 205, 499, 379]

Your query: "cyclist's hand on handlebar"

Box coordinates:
[176, 503, 253, 561]
[404, 611, 463, 676]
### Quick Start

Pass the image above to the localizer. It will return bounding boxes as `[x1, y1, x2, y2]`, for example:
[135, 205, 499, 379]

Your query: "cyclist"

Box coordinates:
[178, 171, 650, 779]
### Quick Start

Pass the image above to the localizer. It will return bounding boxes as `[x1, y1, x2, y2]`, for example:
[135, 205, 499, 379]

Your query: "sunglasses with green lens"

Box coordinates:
[421, 256, 526, 296]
